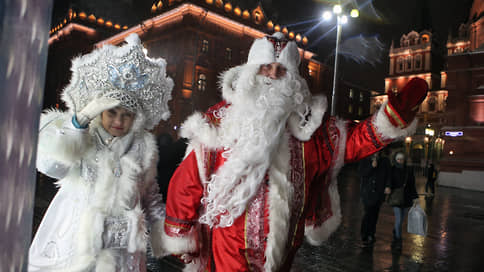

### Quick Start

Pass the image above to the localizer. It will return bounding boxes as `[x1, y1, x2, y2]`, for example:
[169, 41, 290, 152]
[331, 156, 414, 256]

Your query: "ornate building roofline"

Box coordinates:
[96, 3, 315, 60]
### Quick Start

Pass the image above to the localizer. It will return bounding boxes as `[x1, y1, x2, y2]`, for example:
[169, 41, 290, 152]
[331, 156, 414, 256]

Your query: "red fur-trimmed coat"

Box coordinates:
[161, 100, 416, 271]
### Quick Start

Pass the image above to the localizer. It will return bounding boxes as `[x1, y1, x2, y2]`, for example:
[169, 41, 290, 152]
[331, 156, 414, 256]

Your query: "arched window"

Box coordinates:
[225, 48, 232, 61]
[397, 57, 404, 73]
[201, 39, 209, 53]
[197, 74, 207, 91]
[254, 11, 262, 23]
[414, 54, 422, 70]
[428, 96, 436, 112]
[406, 56, 413, 71]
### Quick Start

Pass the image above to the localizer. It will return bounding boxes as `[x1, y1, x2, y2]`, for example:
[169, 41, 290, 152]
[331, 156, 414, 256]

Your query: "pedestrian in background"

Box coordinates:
[426, 162, 437, 196]
[358, 149, 391, 246]
[385, 152, 419, 251]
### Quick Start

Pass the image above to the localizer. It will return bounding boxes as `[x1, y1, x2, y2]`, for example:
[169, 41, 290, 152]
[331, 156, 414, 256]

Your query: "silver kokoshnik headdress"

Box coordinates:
[61, 33, 174, 130]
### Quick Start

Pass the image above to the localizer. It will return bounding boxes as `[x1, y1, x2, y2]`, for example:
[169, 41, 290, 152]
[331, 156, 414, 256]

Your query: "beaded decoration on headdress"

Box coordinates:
[62, 34, 174, 130]
[266, 35, 289, 58]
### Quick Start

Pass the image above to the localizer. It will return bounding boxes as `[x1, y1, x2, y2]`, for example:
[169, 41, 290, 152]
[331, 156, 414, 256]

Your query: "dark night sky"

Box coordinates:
[51, 0, 474, 90]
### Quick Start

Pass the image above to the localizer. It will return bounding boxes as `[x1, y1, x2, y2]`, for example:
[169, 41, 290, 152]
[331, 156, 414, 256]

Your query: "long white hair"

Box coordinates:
[198, 69, 311, 228]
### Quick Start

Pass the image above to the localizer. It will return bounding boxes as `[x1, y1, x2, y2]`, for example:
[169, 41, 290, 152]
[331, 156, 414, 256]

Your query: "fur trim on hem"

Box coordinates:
[304, 119, 347, 245]
[288, 95, 327, 141]
[150, 219, 167, 258]
[373, 101, 418, 140]
[160, 227, 199, 255]
[304, 182, 342, 246]
[95, 250, 116, 272]
[264, 134, 293, 271]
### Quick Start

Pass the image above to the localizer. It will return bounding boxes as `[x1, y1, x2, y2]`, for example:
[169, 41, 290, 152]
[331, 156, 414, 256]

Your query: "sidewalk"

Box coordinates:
[290, 164, 484, 272]
[33, 165, 484, 271]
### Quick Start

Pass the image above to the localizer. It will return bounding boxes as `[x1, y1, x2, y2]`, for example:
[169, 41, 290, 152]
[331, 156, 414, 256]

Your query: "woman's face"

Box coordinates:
[395, 156, 405, 164]
[101, 107, 135, 137]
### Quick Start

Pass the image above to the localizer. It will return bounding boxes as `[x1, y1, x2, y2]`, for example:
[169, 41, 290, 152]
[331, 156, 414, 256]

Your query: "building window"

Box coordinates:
[201, 39, 209, 53]
[359, 92, 364, 102]
[254, 11, 262, 23]
[428, 96, 436, 112]
[421, 34, 429, 43]
[406, 56, 412, 71]
[348, 104, 353, 114]
[197, 73, 207, 91]
[349, 89, 354, 99]
[358, 106, 363, 116]
[397, 57, 404, 73]
[225, 47, 232, 61]
[414, 55, 422, 70]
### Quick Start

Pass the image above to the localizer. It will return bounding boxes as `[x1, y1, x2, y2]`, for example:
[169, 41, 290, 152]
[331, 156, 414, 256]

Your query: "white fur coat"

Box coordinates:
[29, 110, 165, 272]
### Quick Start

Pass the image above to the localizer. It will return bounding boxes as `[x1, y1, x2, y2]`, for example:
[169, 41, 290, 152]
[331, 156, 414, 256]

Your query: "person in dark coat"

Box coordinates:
[358, 150, 391, 246]
[156, 133, 188, 199]
[385, 152, 419, 250]
[426, 162, 437, 195]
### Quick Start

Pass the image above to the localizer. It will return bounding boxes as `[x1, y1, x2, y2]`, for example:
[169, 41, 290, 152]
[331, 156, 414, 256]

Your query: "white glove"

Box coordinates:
[76, 96, 120, 126]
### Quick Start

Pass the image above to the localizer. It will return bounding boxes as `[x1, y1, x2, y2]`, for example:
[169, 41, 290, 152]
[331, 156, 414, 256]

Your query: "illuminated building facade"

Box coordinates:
[44, 9, 129, 110]
[372, 30, 448, 165]
[439, 0, 484, 191]
[46, 0, 348, 138]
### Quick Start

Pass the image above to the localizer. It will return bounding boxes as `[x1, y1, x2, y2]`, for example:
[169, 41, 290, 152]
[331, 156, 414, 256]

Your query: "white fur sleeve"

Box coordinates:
[36, 110, 90, 175]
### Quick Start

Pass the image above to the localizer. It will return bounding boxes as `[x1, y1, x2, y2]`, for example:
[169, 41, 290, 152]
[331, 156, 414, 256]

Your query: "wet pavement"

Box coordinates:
[32, 164, 484, 271]
[290, 164, 484, 272]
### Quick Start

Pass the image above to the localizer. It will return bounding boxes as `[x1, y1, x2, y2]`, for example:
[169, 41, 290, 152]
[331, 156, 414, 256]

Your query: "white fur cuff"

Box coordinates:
[37, 110, 90, 165]
[180, 112, 220, 148]
[288, 95, 327, 141]
[160, 227, 199, 255]
[373, 102, 418, 140]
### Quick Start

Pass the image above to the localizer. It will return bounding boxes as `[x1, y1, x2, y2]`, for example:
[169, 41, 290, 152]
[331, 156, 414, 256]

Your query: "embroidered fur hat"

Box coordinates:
[61, 33, 174, 130]
[246, 32, 301, 72]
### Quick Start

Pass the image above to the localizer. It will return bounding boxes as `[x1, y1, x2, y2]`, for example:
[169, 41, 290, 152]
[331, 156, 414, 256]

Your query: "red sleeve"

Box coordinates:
[164, 151, 204, 237]
[344, 118, 390, 163]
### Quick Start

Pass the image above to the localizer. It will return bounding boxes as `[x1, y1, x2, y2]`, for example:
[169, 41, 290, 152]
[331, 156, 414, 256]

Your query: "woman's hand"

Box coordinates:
[76, 95, 120, 126]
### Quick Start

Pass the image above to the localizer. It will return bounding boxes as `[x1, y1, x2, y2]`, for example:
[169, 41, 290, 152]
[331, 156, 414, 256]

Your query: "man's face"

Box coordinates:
[101, 106, 135, 137]
[257, 62, 287, 79]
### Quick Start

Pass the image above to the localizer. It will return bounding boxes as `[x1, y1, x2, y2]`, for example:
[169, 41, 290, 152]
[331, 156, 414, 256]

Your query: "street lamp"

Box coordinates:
[322, 4, 359, 116]
[405, 137, 412, 157]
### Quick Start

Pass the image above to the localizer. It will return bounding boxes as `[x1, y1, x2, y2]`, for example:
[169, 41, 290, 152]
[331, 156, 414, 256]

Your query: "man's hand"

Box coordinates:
[385, 78, 428, 127]
[384, 187, 391, 194]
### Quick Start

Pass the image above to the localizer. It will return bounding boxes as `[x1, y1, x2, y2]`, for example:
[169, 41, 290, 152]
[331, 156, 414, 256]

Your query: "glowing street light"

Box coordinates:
[322, 5, 359, 116]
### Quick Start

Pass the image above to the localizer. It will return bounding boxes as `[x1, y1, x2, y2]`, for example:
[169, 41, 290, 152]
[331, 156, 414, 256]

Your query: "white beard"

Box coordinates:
[199, 72, 310, 228]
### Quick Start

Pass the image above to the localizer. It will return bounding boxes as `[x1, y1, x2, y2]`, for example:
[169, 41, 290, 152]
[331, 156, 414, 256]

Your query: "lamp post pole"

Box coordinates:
[331, 17, 342, 116]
